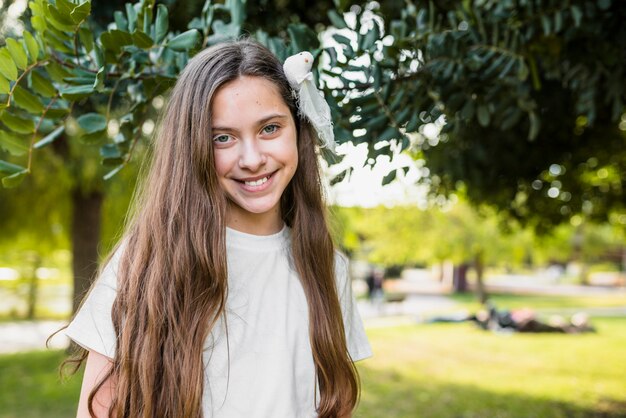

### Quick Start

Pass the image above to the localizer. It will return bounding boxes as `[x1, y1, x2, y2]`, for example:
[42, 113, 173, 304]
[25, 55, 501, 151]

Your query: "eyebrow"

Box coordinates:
[211, 113, 289, 132]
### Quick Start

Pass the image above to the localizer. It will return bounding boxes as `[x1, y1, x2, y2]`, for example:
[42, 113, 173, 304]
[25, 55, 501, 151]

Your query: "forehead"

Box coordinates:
[211, 76, 291, 126]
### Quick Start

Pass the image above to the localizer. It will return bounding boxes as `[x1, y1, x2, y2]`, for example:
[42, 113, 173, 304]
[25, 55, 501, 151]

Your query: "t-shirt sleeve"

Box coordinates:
[64, 244, 124, 359]
[334, 251, 373, 362]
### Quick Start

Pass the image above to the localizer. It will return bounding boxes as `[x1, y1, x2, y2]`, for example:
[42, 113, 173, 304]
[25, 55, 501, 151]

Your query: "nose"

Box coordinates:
[238, 137, 267, 171]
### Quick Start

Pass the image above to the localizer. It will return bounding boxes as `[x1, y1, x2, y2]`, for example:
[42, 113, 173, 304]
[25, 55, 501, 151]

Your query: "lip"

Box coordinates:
[237, 170, 277, 182]
[235, 170, 277, 192]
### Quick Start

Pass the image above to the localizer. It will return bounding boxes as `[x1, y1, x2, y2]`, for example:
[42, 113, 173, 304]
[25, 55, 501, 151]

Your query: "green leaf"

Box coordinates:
[155, 4, 169, 43]
[44, 61, 72, 83]
[34, 125, 64, 148]
[540, 14, 551, 35]
[80, 130, 106, 143]
[94, 44, 104, 68]
[100, 143, 122, 159]
[0, 48, 18, 81]
[30, 71, 56, 98]
[333, 34, 352, 46]
[328, 10, 347, 29]
[132, 30, 153, 48]
[570, 6, 583, 27]
[46, 4, 76, 32]
[59, 84, 94, 100]
[382, 169, 397, 186]
[528, 111, 540, 141]
[78, 27, 94, 53]
[396, 107, 412, 125]
[100, 30, 133, 53]
[287, 23, 319, 54]
[55, 0, 74, 15]
[166, 29, 201, 51]
[390, 20, 407, 39]
[0, 159, 25, 174]
[554, 11, 563, 33]
[77, 112, 107, 134]
[477, 104, 490, 127]
[114, 10, 128, 31]
[13, 85, 44, 113]
[2, 169, 28, 188]
[126, 3, 137, 32]
[0, 74, 9, 95]
[379, 126, 401, 142]
[32, 15, 47, 33]
[406, 111, 420, 132]
[6, 38, 28, 70]
[0, 129, 29, 155]
[364, 114, 388, 131]
[143, 5, 152, 33]
[71, 1, 91, 22]
[0, 112, 35, 134]
[93, 67, 105, 92]
[361, 23, 380, 52]
[517, 58, 529, 81]
[23, 32, 40, 63]
[46, 107, 70, 119]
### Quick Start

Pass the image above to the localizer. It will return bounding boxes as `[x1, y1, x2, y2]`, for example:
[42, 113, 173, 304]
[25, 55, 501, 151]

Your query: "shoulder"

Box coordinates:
[97, 238, 128, 289]
[333, 249, 349, 276]
[333, 249, 351, 297]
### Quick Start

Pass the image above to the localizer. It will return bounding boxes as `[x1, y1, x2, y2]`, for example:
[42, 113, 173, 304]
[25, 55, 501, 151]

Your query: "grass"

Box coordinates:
[2, 318, 625, 417]
[0, 350, 82, 418]
[449, 292, 626, 312]
[355, 317, 626, 417]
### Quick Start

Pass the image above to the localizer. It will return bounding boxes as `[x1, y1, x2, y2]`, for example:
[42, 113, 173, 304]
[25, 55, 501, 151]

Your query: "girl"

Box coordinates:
[62, 38, 372, 418]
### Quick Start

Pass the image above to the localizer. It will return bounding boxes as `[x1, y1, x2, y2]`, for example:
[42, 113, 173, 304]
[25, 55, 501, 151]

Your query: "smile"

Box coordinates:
[235, 171, 277, 192]
[245, 176, 269, 186]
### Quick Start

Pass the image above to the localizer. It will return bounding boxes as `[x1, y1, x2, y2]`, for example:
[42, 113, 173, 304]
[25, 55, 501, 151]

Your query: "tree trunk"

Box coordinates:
[71, 189, 103, 314]
[453, 263, 469, 292]
[26, 252, 42, 320]
[474, 251, 488, 304]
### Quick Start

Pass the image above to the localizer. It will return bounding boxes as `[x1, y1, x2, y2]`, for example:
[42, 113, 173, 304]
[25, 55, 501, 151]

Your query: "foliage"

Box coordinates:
[331, 202, 624, 270]
[332, 202, 533, 268]
[0, 0, 326, 189]
[323, 0, 626, 229]
[1, 0, 624, 242]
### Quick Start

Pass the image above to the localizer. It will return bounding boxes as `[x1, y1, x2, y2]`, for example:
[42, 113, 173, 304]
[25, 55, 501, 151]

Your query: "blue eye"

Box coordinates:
[213, 134, 231, 143]
[263, 124, 279, 134]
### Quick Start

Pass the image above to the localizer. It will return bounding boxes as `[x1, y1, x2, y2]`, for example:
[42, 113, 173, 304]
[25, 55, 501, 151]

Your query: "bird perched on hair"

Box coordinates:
[283, 51, 336, 153]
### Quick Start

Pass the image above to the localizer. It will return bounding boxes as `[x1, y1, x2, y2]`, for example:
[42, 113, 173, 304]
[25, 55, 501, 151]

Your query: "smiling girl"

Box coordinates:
[62, 38, 372, 418]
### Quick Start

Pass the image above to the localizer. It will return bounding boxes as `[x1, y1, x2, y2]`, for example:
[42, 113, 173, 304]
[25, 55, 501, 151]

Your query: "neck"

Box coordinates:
[226, 206, 284, 236]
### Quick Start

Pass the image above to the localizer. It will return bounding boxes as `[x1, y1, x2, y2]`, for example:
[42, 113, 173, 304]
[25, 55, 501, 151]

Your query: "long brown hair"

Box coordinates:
[61, 38, 361, 417]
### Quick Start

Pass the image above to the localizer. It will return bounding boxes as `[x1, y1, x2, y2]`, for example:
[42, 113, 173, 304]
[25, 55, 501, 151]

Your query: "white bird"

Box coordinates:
[283, 52, 336, 152]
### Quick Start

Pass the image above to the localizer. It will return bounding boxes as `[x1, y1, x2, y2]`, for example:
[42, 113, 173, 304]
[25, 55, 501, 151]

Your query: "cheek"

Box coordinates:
[283, 141, 298, 175]
[213, 151, 232, 177]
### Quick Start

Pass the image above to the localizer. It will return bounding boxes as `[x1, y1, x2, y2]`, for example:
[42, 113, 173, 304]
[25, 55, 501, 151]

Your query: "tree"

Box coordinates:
[323, 0, 625, 231]
[0, 0, 328, 312]
[2, 0, 624, 311]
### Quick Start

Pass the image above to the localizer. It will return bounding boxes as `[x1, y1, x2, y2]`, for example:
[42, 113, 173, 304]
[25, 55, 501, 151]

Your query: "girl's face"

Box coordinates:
[211, 76, 298, 231]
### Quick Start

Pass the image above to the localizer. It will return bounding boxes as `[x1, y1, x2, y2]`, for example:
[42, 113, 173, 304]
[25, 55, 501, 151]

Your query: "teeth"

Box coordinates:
[244, 176, 269, 186]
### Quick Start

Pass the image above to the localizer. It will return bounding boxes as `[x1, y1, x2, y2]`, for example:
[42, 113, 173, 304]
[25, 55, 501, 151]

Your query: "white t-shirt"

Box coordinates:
[65, 224, 373, 417]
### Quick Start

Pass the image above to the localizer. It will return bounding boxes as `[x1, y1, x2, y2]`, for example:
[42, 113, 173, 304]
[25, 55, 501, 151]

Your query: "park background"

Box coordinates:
[0, 0, 625, 417]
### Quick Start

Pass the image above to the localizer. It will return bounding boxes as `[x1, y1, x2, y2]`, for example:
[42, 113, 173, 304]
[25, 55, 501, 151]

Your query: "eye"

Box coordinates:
[262, 124, 280, 135]
[213, 134, 231, 144]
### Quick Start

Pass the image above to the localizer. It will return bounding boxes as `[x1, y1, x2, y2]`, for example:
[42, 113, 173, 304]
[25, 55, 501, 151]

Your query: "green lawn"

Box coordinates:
[0, 350, 82, 418]
[356, 317, 626, 418]
[1, 318, 625, 418]
[449, 292, 626, 312]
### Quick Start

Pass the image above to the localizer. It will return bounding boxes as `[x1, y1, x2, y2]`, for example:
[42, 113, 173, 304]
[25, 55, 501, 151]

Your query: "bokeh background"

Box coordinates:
[1, 0, 625, 417]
